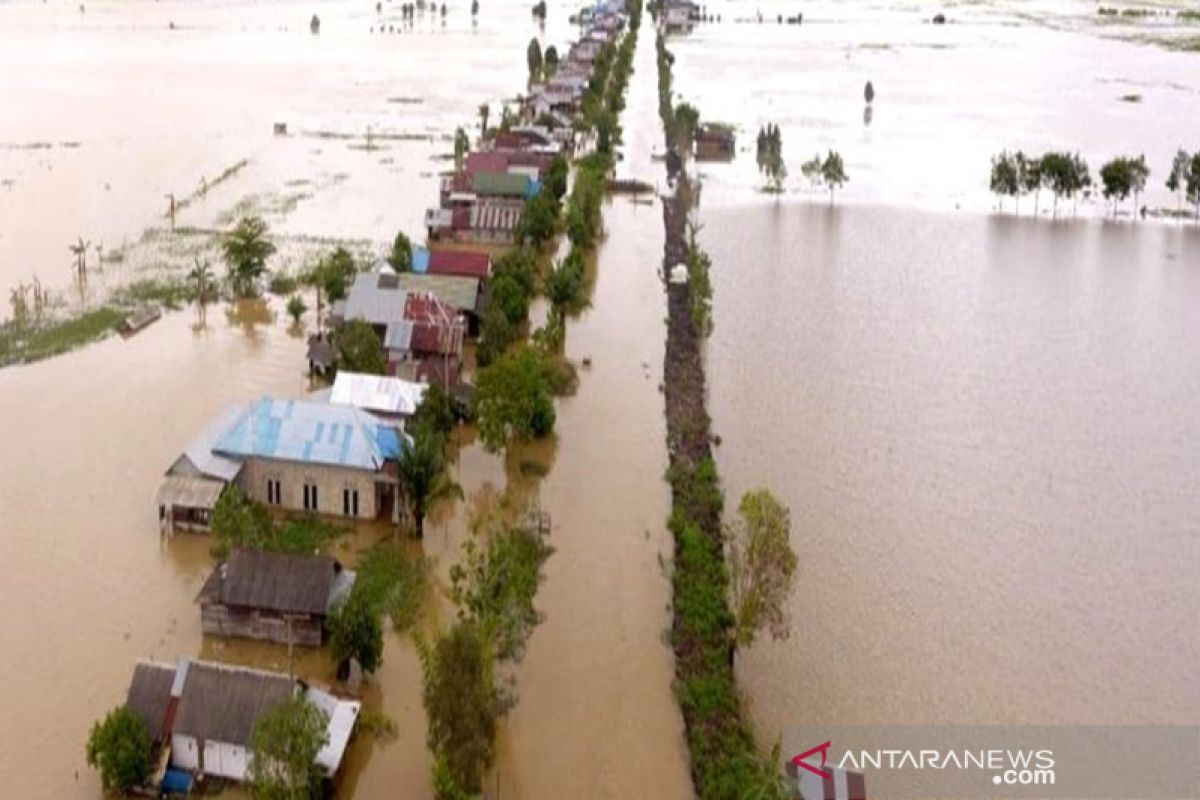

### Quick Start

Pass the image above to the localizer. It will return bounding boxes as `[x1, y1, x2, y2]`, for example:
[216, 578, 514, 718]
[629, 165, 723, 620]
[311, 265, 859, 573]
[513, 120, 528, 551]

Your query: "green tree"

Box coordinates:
[336, 319, 387, 375]
[543, 45, 559, 78]
[397, 427, 463, 538]
[726, 489, 798, 649]
[418, 621, 499, 795]
[187, 256, 215, 322]
[329, 591, 384, 673]
[990, 151, 1019, 212]
[673, 102, 700, 154]
[388, 230, 414, 273]
[526, 37, 543, 80]
[1129, 154, 1150, 214]
[820, 150, 847, 204]
[488, 272, 531, 326]
[410, 382, 458, 438]
[475, 302, 517, 368]
[453, 127, 470, 170]
[1100, 156, 1134, 218]
[545, 155, 569, 201]
[1020, 153, 1043, 216]
[800, 152, 823, 190]
[86, 706, 151, 794]
[286, 295, 307, 324]
[223, 216, 276, 298]
[1166, 148, 1190, 216]
[1187, 152, 1200, 222]
[477, 103, 489, 136]
[472, 347, 556, 452]
[543, 251, 587, 326]
[515, 190, 560, 248]
[247, 695, 330, 800]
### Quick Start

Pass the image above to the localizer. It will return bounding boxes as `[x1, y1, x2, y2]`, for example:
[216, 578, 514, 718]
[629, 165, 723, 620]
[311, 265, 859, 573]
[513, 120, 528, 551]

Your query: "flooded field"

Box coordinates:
[669, 0, 1200, 750]
[671, 0, 1200, 215]
[0, 0, 575, 318]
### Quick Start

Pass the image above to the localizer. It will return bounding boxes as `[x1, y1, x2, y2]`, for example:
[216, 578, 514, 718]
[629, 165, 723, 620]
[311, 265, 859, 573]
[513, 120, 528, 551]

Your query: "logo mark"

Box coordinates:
[792, 741, 833, 780]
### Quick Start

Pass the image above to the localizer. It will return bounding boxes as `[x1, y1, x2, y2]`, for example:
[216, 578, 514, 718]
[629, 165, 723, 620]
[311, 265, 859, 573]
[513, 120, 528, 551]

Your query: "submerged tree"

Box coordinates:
[1187, 152, 1200, 222]
[329, 591, 384, 674]
[478, 103, 490, 137]
[820, 150, 848, 204]
[187, 257, 215, 322]
[1100, 156, 1135, 218]
[726, 489, 798, 649]
[418, 620, 499, 795]
[755, 124, 786, 193]
[388, 230, 414, 273]
[1165, 148, 1191, 217]
[543, 44, 559, 78]
[453, 127, 470, 170]
[247, 696, 329, 800]
[285, 294, 307, 325]
[396, 427, 463, 538]
[526, 37, 543, 80]
[223, 216, 276, 298]
[336, 319, 387, 375]
[1020, 152, 1043, 216]
[86, 706, 151, 795]
[990, 151, 1019, 212]
[472, 347, 557, 452]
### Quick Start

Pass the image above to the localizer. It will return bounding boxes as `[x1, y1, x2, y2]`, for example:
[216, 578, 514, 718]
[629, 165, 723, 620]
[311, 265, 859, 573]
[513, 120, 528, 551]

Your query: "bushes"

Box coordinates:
[209, 487, 343, 559]
[472, 347, 558, 452]
[86, 706, 151, 794]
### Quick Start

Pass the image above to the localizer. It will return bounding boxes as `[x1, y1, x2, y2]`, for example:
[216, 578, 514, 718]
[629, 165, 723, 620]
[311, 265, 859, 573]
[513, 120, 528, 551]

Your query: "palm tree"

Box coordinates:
[222, 216, 276, 299]
[396, 428, 463, 538]
[187, 257, 214, 322]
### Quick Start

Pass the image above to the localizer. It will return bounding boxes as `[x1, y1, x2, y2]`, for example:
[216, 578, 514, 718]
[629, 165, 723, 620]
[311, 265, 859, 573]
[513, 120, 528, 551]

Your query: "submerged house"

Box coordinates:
[125, 658, 360, 785]
[694, 124, 736, 161]
[158, 397, 406, 532]
[197, 550, 355, 646]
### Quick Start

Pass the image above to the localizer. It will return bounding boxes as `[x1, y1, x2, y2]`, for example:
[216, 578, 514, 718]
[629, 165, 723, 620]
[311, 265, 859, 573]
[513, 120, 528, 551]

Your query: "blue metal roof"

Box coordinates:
[213, 397, 406, 471]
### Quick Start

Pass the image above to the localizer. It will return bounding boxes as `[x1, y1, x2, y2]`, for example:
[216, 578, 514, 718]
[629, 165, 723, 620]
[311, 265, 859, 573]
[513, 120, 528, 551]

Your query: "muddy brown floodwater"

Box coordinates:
[0, 3, 692, 798]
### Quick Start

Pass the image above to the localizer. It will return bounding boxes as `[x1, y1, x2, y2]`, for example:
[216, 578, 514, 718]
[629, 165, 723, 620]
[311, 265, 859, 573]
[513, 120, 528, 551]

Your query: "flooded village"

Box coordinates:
[2, 0, 1200, 797]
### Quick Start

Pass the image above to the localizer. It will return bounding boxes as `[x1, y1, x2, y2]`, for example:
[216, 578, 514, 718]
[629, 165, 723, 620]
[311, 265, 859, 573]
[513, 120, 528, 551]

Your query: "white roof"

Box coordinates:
[329, 372, 428, 417]
[171, 405, 245, 482]
[306, 686, 362, 775]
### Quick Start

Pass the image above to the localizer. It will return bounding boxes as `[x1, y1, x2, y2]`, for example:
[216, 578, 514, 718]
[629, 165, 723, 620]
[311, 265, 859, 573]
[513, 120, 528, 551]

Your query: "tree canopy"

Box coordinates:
[329, 590, 384, 674]
[396, 427, 463, 538]
[247, 696, 330, 800]
[86, 705, 151, 794]
[472, 347, 557, 452]
[336, 319, 387, 375]
[726, 489, 798, 649]
[418, 620, 499, 795]
[223, 216, 276, 298]
[526, 37, 543, 79]
[387, 230, 414, 273]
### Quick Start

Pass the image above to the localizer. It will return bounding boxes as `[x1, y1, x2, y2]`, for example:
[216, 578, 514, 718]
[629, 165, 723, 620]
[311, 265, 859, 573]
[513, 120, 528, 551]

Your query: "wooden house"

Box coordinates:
[197, 550, 355, 646]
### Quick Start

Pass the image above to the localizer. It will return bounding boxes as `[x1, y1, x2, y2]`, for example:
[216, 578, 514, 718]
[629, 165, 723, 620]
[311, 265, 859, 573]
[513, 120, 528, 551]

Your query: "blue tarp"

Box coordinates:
[412, 247, 431, 274]
[525, 178, 543, 199]
[161, 769, 193, 795]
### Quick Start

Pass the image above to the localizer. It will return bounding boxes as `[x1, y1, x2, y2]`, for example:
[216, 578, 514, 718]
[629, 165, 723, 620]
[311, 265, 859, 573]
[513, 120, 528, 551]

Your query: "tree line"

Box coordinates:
[990, 147, 1200, 220]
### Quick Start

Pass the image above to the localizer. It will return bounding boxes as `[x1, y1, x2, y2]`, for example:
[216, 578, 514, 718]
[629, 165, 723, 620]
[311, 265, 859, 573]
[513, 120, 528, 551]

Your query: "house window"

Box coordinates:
[267, 478, 281, 505]
[303, 483, 318, 512]
[343, 488, 359, 517]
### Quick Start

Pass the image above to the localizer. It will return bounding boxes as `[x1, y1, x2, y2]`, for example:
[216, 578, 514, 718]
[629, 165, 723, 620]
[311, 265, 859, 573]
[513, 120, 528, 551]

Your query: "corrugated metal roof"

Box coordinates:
[307, 685, 361, 775]
[396, 273, 481, 312]
[472, 171, 530, 197]
[201, 550, 342, 616]
[426, 249, 492, 280]
[174, 660, 295, 747]
[330, 371, 427, 416]
[171, 405, 245, 482]
[213, 397, 402, 471]
[384, 320, 414, 352]
[156, 474, 226, 510]
[341, 272, 408, 326]
[126, 661, 176, 741]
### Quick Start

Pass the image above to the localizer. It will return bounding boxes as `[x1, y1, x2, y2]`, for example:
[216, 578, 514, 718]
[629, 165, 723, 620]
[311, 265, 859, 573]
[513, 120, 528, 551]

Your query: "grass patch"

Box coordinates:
[0, 306, 125, 368]
[110, 277, 193, 310]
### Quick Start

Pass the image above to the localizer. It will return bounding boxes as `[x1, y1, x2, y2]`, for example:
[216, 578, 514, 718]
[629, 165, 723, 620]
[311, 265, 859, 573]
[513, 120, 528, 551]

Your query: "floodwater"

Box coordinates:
[0, 2, 689, 798]
[0, 0, 575, 317]
[664, 0, 1200, 750]
[670, 0, 1200, 216]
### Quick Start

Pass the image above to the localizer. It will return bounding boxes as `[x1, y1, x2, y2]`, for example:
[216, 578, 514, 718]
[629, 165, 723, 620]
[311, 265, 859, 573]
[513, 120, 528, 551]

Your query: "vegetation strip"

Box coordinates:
[652, 17, 795, 799]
